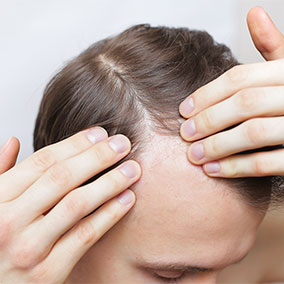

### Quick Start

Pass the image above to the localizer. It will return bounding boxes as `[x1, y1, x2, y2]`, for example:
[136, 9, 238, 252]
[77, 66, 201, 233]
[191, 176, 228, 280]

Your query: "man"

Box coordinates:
[1, 6, 284, 283]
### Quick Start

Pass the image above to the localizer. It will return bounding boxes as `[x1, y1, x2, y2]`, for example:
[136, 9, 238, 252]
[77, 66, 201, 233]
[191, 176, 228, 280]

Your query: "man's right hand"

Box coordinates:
[0, 127, 141, 283]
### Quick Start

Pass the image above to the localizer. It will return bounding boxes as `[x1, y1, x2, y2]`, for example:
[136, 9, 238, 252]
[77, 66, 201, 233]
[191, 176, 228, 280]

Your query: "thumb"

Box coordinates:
[0, 137, 20, 174]
[247, 6, 284, 61]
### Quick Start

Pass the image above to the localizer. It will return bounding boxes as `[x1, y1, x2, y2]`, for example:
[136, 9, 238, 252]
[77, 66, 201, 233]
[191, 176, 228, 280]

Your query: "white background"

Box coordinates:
[0, 0, 284, 163]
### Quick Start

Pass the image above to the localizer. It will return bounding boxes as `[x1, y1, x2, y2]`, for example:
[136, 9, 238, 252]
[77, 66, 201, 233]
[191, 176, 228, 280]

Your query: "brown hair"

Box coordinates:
[34, 24, 284, 210]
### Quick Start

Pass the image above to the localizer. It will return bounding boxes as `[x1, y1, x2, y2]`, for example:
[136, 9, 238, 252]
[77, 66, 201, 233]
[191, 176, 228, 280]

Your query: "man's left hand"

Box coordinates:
[179, 7, 284, 178]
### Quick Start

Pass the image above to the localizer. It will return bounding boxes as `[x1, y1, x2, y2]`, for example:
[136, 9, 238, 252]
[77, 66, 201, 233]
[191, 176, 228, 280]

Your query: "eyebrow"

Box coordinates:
[138, 252, 250, 273]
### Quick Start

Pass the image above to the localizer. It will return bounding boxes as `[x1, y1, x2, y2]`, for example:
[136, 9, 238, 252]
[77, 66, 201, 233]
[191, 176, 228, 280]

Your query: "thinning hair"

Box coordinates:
[34, 24, 284, 210]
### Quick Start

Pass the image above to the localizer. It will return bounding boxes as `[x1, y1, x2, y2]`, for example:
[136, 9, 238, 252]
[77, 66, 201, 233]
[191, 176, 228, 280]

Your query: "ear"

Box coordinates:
[0, 137, 20, 174]
[247, 6, 284, 60]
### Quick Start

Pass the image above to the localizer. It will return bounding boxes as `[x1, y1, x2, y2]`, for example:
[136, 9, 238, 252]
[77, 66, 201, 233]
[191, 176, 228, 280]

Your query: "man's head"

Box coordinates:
[34, 24, 275, 282]
[65, 135, 263, 283]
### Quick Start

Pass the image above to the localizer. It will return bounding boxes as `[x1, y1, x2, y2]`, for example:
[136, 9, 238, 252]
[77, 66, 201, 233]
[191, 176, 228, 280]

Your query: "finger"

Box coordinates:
[181, 86, 284, 141]
[35, 189, 135, 284]
[179, 59, 284, 120]
[0, 137, 20, 174]
[202, 148, 284, 177]
[0, 127, 108, 202]
[186, 117, 284, 165]
[26, 160, 140, 259]
[247, 6, 284, 61]
[12, 134, 132, 225]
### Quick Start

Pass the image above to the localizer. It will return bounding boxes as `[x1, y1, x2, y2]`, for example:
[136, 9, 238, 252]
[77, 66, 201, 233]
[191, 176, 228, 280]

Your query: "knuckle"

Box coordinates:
[223, 158, 239, 177]
[205, 135, 220, 158]
[63, 193, 87, 218]
[104, 205, 119, 222]
[199, 109, 215, 132]
[92, 143, 114, 166]
[235, 89, 259, 115]
[30, 147, 56, 172]
[76, 221, 97, 245]
[45, 162, 72, 187]
[226, 65, 248, 84]
[105, 173, 123, 191]
[10, 243, 40, 269]
[243, 119, 267, 145]
[254, 158, 271, 176]
[69, 132, 91, 152]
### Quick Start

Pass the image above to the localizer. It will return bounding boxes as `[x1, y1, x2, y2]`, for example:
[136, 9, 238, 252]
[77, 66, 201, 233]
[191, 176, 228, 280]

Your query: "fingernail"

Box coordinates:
[182, 118, 196, 138]
[180, 97, 194, 116]
[204, 162, 220, 173]
[119, 161, 139, 178]
[0, 137, 12, 155]
[190, 143, 204, 161]
[117, 189, 135, 206]
[87, 127, 108, 144]
[108, 135, 130, 153]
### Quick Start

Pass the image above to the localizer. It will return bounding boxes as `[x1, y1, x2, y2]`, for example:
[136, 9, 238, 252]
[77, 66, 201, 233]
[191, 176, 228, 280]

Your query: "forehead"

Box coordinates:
[121, 135, 262, 266]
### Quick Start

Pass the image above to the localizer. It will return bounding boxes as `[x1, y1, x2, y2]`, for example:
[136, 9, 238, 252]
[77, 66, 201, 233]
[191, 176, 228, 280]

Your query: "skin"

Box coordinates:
[1, 6, 284, 284]
[66, 135, 264, 283]
[180, 57, 284, 178]
[179, 6, 284, 179]
[177, 6, 284, 282]
[218, 211, 284, 283]
[0, 128, 142, 283]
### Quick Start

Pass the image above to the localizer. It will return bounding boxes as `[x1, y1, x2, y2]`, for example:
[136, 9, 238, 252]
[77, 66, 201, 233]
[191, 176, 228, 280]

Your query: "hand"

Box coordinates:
[179, 7, 284, 178]
[0, 127, 141, 283]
